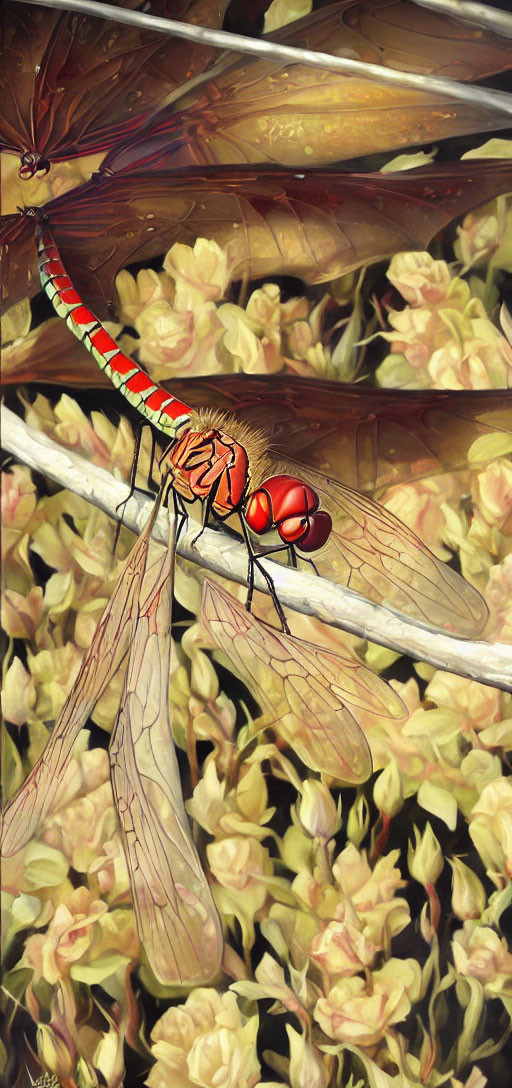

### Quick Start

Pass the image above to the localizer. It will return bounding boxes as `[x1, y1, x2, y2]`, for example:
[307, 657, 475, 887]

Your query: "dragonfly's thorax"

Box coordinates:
[166, 426, 250, 517]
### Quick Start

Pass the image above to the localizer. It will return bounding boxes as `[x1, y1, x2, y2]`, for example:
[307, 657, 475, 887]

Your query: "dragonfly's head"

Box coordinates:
[19, 150, 51, 180]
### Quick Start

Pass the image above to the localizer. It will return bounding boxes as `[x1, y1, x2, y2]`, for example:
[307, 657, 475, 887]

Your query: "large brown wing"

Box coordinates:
[298, 467, 489, 636]
[1, 505, 157, 857]
[161, 378, 512, 496]
[201, 579, 406, 783]
[0, 0, 229, 169]
[110, 511, 223, 985]
[3, 159, 512, 317]
[103, 0, 512, 175]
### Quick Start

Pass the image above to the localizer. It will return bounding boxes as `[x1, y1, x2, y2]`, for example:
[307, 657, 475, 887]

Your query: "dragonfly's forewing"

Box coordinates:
[0, 0, 229, 167]
[201, 580, 406, 783]
[110, 509, 223, 985]
[3, 159, 512, 318]
[306, 469, 488, 637]
[1, 508, 157, 856]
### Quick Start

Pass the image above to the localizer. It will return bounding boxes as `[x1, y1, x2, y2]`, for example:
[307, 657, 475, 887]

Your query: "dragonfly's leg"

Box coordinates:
[240, 518, 290, 634]
[254, 540, 320, 577]
[190, 488, 217, 548]
[173, 490, 189, 546]
[114, 422, 157, 551]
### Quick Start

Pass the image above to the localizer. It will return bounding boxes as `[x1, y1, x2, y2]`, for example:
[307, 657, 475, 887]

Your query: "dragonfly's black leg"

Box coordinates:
[252, 540, 320, 577]
[173, 490, 189, 546]
[240, 517, 290, 634]
[190, 482, 220, 548]
[114, 422, 157, 551]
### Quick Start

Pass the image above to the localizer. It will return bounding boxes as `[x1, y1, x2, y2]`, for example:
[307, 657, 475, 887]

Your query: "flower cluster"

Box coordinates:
[377, 250, 512, 390]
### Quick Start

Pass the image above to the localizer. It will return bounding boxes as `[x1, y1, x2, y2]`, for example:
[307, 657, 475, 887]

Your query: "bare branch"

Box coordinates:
[411, 0, 512, 38]
[14, 0, 512, 116]
[2, 404, 511, 692]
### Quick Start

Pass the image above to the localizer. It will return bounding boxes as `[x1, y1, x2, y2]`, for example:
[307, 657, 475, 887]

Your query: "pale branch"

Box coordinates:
[3, 405, 511, 692]
[15, 0, 512, 116]
[411, 0, 512, 38]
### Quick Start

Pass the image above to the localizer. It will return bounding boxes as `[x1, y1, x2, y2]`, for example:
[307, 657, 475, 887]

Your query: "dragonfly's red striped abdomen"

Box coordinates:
[168, 428, 249, 517]
[246, 475, 332, 552]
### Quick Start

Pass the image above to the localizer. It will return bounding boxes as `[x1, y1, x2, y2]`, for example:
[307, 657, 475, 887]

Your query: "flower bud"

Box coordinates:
[287, 1024, 328, 1088]
[36, 1024, 75, 1081]
[298, 781, 341, 842]
[346, 793, 370, 848]
[449, 858, 486, 920]
[408, 823, 443, 886]
[373, 760, 403, 819]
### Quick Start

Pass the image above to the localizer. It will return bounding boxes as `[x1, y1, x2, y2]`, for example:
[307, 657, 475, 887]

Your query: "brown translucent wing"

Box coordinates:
[4, 159, 512, 318]
[1, 507, 156, 857]
[160, 378, 512, 496]
[300, 467, 489, 636]
[201, 579, 406, 782]
[110, 513, 222, 985]
[104, 0, 512, 174]
[0, 0, 229, 167]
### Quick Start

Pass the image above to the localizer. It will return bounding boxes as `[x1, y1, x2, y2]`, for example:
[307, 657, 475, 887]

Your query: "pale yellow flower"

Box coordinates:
[138, 299, 224, 379]
[469, 777, 512, 884]
[22, 887, 108, 984]
[2, 586, 43, 639]
[115, 267, 175, 325]
[425, 672, 503, 736]
[207, 836, 272, 916]
[314, 958, 420, 1045]
[387, 251, 453, 307]
[164, 238, 232, 311]
[486, 555, 512, 642]
[452, 922, 512, 995]
[147, 989, 260, 1088]
[187, 761, 274, 841]
[2, 464, 37, 530]
[42, 778, 116, 873]
[475, 460, 512, 527]
[310, 905, 377, 977]
[428, 330, 512, 390]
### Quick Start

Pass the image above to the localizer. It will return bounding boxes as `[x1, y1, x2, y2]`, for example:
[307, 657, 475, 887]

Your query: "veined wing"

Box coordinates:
[201, 580, 406, 784]
[1, 502, 160, 857]
[3, 159, 512, 319]
[104, 0, 512, 175]
[109, 506, 223, 985]
[305, 468, 488, 637]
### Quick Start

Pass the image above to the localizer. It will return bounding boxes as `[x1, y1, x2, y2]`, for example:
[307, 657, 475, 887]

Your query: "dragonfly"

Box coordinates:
[0, 453, 412, 984]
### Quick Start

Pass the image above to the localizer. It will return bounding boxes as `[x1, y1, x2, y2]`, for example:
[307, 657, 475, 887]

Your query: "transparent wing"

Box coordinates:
[201, 580, 406, 783]
[1, 509, 156, 856]
[110, 509, 223, 985]
[303, 468, 489, 638]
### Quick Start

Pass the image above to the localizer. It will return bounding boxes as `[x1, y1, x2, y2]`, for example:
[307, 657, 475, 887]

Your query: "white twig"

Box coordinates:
[3, 405, 511, 692]
[14, 0, 512, 116]
[411, 0, 512, 38]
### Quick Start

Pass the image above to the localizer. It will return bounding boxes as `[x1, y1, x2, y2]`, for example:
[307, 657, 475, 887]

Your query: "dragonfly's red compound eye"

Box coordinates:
[246, 475, 332, 551]
[294, 511, 333, 552]
[245, 490, 272, 534]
